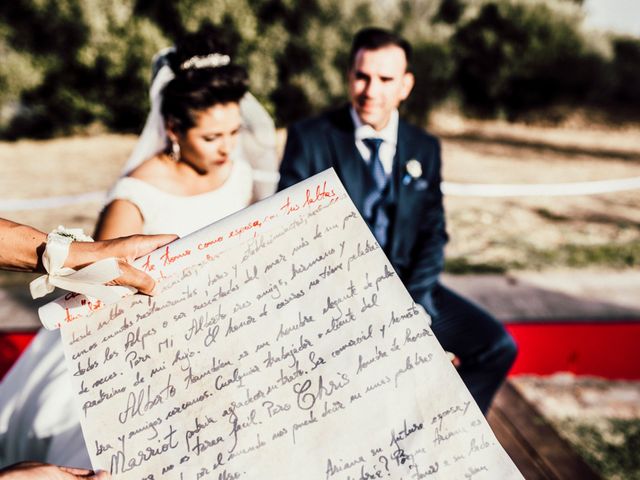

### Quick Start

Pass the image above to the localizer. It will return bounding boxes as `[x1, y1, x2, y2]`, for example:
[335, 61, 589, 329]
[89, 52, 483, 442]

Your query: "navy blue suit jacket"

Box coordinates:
[278, 106, 449, 315]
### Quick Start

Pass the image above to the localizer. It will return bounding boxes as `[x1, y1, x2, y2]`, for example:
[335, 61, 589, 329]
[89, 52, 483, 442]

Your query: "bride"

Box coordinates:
[0, 24, 277, 470]
[96, 24, 278, 239]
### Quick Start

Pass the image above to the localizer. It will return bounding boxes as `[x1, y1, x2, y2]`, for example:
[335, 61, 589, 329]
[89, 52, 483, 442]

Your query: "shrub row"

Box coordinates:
[0, 0, 638, 138]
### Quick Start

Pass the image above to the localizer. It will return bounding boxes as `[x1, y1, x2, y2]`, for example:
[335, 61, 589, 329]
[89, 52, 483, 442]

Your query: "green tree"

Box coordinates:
[451, 0, 602, 119]
[0, 0, 167, 138]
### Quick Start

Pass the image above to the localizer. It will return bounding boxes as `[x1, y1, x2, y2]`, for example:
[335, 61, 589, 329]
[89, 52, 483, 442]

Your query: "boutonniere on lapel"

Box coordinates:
[402, 159, 428, 190]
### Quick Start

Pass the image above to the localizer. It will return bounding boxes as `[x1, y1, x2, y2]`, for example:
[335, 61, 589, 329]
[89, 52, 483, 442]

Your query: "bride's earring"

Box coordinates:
[170, 140, 180, 162]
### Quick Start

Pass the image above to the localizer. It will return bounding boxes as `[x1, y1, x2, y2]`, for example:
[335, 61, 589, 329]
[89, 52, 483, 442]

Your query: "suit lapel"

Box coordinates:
[390, 121, 421, 260]
[326, 107, 368, 214]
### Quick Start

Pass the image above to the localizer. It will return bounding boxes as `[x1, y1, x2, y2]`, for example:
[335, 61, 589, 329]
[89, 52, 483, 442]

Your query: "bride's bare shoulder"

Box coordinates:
[128, 156, 179, 190]
[128, 155, 171, 179]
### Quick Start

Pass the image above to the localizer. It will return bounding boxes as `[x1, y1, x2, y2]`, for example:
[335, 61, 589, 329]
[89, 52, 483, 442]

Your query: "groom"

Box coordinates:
[277, 27, 517, 414]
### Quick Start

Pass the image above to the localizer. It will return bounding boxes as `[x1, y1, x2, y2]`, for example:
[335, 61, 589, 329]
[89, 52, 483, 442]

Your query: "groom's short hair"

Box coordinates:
[349, 27, 413, 71]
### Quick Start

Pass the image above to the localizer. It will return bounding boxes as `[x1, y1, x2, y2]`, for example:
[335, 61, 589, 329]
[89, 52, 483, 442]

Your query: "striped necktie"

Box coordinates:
[362, 137, 391, 248]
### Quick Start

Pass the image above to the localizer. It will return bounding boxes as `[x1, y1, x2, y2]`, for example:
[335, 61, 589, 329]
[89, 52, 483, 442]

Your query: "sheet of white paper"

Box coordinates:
[59, 169, 522, 479]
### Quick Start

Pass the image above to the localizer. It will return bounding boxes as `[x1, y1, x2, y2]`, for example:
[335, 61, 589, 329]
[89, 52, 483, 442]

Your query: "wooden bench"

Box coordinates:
[488, 381, 602, 479]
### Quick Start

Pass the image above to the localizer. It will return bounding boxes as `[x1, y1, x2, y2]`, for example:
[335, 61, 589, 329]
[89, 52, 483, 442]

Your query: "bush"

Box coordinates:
[1, 0, 456, 136]
[604, 37, 640, 113]
[403, 39, 456, 126]
[451, 0, 604, 120]
[0, 1, 168, 138]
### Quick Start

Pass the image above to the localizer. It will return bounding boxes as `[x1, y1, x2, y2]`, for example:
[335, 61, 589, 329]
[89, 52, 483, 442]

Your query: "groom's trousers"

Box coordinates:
[425, 282, 518, 414]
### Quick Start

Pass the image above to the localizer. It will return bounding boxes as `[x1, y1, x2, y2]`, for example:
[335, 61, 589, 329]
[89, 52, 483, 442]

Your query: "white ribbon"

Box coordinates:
[30, 231, 133, 305]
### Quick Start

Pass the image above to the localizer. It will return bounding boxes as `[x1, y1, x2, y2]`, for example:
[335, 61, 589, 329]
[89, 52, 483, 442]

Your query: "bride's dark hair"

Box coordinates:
[161, 23, 249, 133]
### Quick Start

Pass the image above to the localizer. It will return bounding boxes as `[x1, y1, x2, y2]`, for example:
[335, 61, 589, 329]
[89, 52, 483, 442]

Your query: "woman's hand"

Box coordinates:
[0, 219, 176, 296]
[66, 234, 178, 295]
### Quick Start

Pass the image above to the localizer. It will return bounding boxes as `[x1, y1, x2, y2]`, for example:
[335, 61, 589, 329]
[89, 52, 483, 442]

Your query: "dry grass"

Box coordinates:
[431, 112, 640, 272]
[0, 134, 135, 235]
[1, 114, 639, 272]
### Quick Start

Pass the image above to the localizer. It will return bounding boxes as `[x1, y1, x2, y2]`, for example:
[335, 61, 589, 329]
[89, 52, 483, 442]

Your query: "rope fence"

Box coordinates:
[440, 176, 640, 197]
[2, 175, 640, 212]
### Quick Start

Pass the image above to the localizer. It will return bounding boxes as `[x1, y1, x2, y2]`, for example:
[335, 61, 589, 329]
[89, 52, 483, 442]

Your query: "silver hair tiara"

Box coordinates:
[179, 53, 231, 70]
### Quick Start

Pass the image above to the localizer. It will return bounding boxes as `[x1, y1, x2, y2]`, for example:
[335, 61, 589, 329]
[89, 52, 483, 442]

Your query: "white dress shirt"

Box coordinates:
[350, 107, 399, 176]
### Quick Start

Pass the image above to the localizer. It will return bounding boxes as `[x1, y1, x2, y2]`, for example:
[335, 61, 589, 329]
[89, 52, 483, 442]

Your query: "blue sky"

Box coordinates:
[583, 0, 640, 37]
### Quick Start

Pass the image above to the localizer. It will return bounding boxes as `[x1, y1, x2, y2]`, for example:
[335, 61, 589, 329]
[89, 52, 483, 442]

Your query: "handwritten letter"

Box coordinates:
[60, 170, 522, 479]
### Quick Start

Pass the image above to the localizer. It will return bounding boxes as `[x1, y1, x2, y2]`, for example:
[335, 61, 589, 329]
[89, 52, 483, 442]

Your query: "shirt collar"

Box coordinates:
[350, 106, 398, 146]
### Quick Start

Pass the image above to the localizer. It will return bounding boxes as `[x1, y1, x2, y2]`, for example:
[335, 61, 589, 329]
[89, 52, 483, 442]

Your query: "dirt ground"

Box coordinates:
[0, 135, 134, 235]
[1, 112, 639, 272]
[430, 112, 640, 271]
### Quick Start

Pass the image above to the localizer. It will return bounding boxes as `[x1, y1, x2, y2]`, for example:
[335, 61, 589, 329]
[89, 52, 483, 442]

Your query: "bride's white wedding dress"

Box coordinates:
[0, 40, 279, 467]
[108, 159, 253, 237]
[0, 159, 254, 468]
